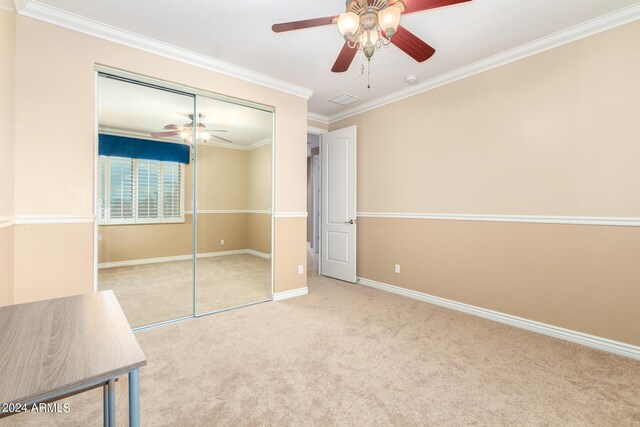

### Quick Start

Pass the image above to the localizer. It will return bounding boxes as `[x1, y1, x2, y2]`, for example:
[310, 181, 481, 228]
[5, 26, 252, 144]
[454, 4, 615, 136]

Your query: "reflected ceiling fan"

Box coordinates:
[272, 0, 471, 73]
[151, 113, 233, 145]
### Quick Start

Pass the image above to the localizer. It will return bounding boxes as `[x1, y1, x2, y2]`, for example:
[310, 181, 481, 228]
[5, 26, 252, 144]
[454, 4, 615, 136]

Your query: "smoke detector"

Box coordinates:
[405, 74, 419, 85]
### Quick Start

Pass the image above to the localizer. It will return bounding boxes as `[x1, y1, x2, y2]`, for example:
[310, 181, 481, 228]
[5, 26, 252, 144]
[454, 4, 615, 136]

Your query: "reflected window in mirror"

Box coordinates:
[98, 156, 185, 225]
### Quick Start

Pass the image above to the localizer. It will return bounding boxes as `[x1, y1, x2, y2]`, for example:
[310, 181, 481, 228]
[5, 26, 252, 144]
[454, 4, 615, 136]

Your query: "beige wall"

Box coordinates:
[12, 15, 306, 302]
[358, 218, 640, 345]
[99, 213, 272, 263]
[196, 213, 249, 253]
[0, 9, 16, 306]
[194, 145, 248, 210]
[14, 224, 94, 304]
[0, 226, 14, 306]
[100, 217, 193, 264]
[332, 21, 640, 346]
[274, 218, 306, 293]
[0, 9, 15, 218]
[333, 21, 640, 217]
[248, 213, 272, 254]
[247, 143, 272, 210]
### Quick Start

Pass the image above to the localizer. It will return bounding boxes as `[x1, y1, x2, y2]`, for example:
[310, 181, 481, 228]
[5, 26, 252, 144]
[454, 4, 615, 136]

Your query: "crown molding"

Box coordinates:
[307, 112, 329, 125]
[12, 0, 27, 10]
[247, 138, 272, 150]
[0, 0, 15, 11]
[16, 1, 314, 100]
[328, 3, 640, 124]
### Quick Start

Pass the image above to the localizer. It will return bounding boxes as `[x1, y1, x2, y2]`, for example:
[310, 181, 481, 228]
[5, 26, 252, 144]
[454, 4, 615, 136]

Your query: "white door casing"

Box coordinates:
[320, 126, 357, 283]
[312, 154, 320, 254]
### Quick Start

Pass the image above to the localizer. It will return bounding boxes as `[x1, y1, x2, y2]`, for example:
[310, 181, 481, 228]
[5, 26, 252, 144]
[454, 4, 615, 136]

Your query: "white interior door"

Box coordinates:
[320, 125, 357, 283]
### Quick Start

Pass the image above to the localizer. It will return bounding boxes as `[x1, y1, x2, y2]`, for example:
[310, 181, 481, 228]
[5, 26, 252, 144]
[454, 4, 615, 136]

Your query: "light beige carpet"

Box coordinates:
[99, 254, 271, 328]
[5, 276, 640, 426]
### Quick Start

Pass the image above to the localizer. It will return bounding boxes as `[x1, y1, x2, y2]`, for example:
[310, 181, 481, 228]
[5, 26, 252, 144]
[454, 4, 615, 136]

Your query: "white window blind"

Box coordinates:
[109, 157, 134, 221]
[99, 156, 184, 225]
[136, 159, 160, 221]
[162, 162, 182, 219]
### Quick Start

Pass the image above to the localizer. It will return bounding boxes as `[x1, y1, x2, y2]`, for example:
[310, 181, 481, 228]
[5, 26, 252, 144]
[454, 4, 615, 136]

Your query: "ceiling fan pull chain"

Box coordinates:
[367, 59, 371, 90]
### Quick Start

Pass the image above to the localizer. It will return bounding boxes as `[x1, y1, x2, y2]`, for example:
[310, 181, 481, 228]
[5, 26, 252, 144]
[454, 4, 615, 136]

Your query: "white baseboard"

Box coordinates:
[273, 287, 309, 301]
[99, 249, 271, 269]
[245, 249, 272, 260]
[358, 277, 640, 360]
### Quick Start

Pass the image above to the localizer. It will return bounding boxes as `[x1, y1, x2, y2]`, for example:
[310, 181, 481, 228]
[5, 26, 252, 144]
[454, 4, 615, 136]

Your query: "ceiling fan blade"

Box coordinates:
[151, 131, 180, 138]
[331, 42, 358, 73]
[213, 135, 233, 144]
[272, 16, 338, 33]
[206, 129, 228, 133]
[398, 0, 472, 15]
[388, 25, 435, 63]
[163, 124, 183, 131]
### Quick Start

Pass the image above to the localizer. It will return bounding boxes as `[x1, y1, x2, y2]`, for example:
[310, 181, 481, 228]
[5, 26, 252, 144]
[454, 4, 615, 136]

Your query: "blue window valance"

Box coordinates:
[98, 134, 190, 164]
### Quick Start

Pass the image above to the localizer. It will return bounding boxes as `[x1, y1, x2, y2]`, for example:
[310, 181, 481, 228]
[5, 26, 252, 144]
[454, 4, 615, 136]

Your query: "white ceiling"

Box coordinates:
[36, 0, 640, 116]
[98, 75, 273, 147]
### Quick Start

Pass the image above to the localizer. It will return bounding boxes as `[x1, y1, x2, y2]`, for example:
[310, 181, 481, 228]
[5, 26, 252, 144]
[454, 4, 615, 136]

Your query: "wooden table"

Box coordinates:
[0, 290, 147, 426]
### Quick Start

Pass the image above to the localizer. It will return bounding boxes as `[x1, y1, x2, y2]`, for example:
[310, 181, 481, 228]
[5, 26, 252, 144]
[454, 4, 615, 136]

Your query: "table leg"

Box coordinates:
[107, 378, 115, 427]
[129, 369, 140, 427]
[103, 383, 109, 427]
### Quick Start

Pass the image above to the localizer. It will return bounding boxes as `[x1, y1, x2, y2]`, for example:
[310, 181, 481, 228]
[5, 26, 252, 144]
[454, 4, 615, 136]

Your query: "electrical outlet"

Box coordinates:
[220, 240, 224, 245]
[298, 265, 304, 274]
[394, 264, 401, 273]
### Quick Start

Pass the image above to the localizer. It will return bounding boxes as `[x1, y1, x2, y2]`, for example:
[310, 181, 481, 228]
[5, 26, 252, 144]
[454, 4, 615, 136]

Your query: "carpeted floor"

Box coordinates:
[5, 276, 640, 426]
[99, 254, 271, 328]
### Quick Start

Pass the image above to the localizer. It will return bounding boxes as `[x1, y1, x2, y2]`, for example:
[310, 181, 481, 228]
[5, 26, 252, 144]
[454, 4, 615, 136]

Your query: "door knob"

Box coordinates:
[345, 219, 357, 224]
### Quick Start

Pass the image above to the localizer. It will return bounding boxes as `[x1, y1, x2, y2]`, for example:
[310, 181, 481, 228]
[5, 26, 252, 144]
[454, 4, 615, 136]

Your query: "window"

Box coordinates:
[99, 156, 184, 225]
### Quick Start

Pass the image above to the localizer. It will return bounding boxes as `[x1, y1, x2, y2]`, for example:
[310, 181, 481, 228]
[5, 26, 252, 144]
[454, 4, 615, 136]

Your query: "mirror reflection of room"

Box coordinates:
[195, 96, 273, 315]
[97, 74, 273, 328]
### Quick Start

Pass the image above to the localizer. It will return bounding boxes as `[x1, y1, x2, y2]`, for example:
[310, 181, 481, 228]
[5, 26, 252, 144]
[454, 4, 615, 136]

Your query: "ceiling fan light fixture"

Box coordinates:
[179, 131, 189, 140]
[271, 0, 470, 76]
[361, 11, 377, 31]
[337, 12, 359, 40]
[378, 5, 401, 38]
[200, 131, 211, 141]
[360, 29, 380, 59]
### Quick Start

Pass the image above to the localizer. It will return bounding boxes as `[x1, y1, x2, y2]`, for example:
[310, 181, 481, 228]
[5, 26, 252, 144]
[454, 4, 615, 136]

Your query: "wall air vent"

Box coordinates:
[329, 93, 361, 106]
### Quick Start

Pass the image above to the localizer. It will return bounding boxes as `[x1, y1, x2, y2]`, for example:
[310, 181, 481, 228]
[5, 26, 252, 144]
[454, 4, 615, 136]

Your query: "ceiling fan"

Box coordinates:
[272, 0, 471, 73]
[151, 114, 233, 145]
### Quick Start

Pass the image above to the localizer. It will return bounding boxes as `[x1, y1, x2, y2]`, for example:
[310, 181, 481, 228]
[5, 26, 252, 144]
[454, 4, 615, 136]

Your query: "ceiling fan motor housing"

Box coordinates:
[348, 0, 386, 14]
[347, 0, 405, 14]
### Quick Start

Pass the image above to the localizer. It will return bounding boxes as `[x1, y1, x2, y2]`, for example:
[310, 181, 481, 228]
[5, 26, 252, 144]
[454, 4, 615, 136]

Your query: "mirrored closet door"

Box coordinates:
[97, 74, 196, 329]
[194, 95, 273, 315]
[96, 72, 273, 329]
